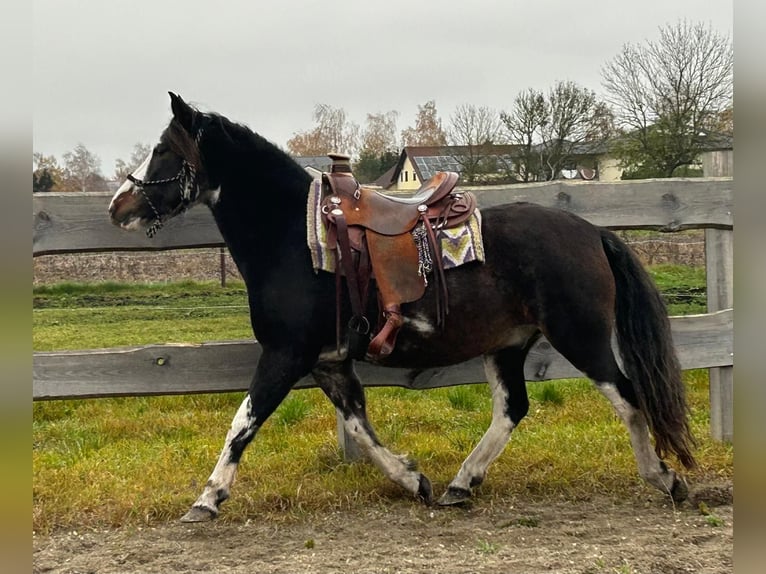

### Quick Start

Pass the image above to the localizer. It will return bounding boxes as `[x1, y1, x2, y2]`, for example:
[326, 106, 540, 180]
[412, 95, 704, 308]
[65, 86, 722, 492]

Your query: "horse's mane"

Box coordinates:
[163, 103, 312, 207]
[196, 108, 308, 183]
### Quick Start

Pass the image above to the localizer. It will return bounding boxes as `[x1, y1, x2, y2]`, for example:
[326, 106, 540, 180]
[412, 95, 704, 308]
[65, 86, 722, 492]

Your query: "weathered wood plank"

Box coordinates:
[470, 177, 733, 230]
[33, 310, 732, 400]
[32, 178, 732, 256]
[705, 229, 734, 442]
[33, 192, 223, 255]
[703, 158, 734, 443]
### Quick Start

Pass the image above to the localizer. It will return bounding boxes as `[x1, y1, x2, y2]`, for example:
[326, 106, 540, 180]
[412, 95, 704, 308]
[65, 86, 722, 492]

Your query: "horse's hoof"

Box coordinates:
[670, 476, 689, 503]
[437, 486, 472, 506]
[180, 505, 218, 523]
[417, 473, 434, 505]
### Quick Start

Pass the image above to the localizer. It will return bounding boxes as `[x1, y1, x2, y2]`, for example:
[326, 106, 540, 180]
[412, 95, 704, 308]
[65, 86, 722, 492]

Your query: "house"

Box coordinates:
[377, 142, 624, 192]
[293, 155, 334, 174]
[297, 131, 732, 191]
[530, 139, 622, 182]
[598, 131, 733, 180]
[376, 145, 520, 192]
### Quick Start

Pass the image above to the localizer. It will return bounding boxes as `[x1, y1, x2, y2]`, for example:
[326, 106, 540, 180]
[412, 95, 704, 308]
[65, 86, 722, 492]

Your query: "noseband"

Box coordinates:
[127, 130, 203, 238]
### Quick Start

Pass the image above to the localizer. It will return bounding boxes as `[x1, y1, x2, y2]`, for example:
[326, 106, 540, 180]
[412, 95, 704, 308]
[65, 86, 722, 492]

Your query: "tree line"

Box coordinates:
[34, 20, 732, 192]
[33, 143, 151, 194]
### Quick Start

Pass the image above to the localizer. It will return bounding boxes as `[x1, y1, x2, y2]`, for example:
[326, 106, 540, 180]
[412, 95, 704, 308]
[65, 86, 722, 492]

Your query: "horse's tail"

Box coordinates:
[600, 229, 697, 469]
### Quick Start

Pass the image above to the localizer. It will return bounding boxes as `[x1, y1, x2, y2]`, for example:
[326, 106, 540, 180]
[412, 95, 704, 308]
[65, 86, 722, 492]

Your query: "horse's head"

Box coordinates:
[109, 92, 212, 236]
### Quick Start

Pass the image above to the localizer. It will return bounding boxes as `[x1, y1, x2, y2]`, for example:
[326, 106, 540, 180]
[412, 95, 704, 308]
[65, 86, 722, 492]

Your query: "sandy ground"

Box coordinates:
[33, 483, 732, 574]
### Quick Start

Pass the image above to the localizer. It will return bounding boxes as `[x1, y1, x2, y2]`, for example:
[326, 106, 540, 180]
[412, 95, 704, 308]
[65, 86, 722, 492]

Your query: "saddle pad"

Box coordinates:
[306, 175, 485, 274]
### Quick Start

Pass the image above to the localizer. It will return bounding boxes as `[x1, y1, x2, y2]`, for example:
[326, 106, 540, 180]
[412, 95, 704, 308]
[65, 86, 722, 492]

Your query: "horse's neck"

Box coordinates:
[199, 128, 312, 278]
[208, 175, 310, 283]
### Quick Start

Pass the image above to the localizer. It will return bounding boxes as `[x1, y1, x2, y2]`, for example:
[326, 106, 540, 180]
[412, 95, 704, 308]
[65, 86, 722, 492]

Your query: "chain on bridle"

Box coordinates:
[126, 130, 203, 238]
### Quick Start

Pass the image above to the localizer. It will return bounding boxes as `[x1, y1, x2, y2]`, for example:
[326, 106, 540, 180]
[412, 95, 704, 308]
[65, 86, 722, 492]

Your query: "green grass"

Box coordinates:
[647, 264, 707, 315]
[32, 272, 732, 533]
[33, 371, 732, 533]
[33, 280, 253, 350]
[446, 384, 487, 411]
[273, 394, 313, 427]
[528, 382, 565, 406]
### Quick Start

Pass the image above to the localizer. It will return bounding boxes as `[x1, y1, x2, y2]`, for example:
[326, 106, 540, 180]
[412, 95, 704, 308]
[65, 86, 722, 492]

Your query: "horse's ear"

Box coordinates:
[169, 92, 194, 133]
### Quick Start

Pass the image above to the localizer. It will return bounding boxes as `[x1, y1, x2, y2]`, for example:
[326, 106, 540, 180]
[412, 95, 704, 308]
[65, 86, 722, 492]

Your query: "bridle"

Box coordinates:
[126, 129, 204, 238]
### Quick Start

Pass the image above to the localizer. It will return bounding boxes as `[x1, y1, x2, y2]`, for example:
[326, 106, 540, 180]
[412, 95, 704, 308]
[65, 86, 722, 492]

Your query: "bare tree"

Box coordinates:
[359, 111, 399, 156]
[447, 104, 505, 184]
[401, 100, 448, 147]
[538, 81, 614, 180]
[501, 81, 613, 181]
[500, 89, 547, 182]
[62, 143, 104, 192]
[601, 19, 733, 177]
[114, 142, 152, 180]
[354, 111, 400, 183]
[286, 104, 360, 157]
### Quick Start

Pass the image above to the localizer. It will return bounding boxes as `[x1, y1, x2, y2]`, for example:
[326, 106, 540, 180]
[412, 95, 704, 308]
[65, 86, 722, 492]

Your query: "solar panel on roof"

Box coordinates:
[413, 153, 515, 180]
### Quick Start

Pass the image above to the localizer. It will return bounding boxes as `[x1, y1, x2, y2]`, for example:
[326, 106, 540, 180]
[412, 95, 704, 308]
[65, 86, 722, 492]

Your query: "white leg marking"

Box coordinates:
[597, 383, 675, 492]
[343, 414, 422, 494]
[449, 357, 515, 491]
[191, 395, 257, 512]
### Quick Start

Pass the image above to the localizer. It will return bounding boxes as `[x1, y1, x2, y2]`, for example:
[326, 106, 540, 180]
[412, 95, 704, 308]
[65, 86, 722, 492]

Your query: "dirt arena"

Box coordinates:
[34, 482, 732, 574]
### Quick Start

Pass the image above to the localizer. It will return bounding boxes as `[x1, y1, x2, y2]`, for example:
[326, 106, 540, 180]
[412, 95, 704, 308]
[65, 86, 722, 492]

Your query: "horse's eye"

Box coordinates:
[154, 144, 168, 155]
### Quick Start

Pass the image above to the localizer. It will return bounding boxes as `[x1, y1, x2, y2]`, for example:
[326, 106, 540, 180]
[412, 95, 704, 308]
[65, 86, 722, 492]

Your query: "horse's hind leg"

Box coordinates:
[312, 360, 433, 503]
[594, 370, 688, 503]
[549, 330, 688, 503]
[438, 344, 533, 506]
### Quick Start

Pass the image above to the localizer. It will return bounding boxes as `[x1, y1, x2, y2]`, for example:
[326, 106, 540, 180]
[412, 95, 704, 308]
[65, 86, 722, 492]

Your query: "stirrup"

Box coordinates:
[366, 305, 403, 359]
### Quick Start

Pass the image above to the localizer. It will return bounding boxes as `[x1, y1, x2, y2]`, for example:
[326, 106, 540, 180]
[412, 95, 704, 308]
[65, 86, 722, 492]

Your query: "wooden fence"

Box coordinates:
[33, 177, 734, 442]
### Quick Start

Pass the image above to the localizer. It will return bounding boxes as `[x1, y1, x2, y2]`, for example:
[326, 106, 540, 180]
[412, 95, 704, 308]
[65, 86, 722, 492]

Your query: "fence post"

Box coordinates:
[703, 150, 733, 442]
[336, 410, 364, 461]
[219, 247, 227, 287]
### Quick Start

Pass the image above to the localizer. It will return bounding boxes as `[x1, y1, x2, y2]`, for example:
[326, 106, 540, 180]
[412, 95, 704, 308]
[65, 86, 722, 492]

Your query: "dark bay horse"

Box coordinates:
[109, 93, 695, 522]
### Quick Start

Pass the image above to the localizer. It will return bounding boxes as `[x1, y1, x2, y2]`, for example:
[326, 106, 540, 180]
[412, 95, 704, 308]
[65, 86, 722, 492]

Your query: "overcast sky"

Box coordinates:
[33, 0, 733, 178]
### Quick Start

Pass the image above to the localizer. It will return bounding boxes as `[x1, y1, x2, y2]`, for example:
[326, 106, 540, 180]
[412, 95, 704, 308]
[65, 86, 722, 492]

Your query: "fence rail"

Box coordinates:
[33, 309, 732, 400]
[33, 177, 734, 441]
[33, 178, 732, 256]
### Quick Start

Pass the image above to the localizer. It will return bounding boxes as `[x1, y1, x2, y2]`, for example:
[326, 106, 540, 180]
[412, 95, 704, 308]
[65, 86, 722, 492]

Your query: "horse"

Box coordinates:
[108, 92, 696, 523]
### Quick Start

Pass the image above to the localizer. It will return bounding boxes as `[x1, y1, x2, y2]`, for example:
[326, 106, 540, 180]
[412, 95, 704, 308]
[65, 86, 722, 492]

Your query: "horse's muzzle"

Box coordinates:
[108, 184, 141, 228]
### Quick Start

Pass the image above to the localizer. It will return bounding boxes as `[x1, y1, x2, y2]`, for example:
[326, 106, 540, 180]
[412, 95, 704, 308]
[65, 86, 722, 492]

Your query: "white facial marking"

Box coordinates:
[109, 152, 152, 212]
[130, 152, 152, 182]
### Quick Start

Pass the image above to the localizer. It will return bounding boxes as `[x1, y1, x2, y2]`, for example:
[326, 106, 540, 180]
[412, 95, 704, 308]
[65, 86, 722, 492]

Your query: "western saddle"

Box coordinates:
[321, 153, 477, 359]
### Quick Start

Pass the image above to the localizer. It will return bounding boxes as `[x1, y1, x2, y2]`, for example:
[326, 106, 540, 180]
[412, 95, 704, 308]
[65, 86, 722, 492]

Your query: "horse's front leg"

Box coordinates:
[312, 359, 433, 504]
[181, 347, 313, 522]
